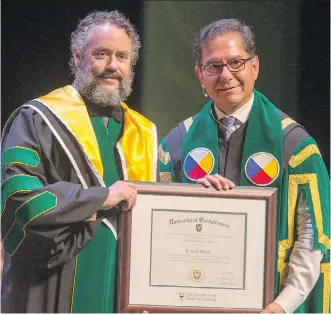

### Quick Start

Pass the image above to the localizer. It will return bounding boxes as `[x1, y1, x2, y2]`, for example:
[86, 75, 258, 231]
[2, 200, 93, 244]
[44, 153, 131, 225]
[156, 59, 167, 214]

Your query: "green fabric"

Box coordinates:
[72, 115, 121, 313]
[89, 116, 121, 186]
[2, 146, 40, 167]
[1, 175, 43, 213]
[284, 137, 330, 313]
[180, 98, 218, 182]
[239, 90, 283, 189]
[168, 89, 330, 312]
[277, 165, 290, 292]
[290, 137, 329, 254]
[237, 91, 283, 294]
[181, 89, 283, 188]
[4, 191, 57, 254]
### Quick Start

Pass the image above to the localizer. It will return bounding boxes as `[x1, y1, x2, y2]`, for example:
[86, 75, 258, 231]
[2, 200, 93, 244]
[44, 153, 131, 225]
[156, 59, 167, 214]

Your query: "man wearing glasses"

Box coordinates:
[158, 19, 329, 313]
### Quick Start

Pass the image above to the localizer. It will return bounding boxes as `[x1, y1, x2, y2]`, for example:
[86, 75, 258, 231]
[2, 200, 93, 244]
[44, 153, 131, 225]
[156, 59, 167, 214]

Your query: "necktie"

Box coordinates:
[219, 116, 236, 141]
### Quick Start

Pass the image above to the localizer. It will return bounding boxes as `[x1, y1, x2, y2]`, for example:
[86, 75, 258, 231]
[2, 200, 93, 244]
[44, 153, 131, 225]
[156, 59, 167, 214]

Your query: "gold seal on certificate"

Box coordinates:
[189, 269, 203, 283]
[118, 182, 277, 313]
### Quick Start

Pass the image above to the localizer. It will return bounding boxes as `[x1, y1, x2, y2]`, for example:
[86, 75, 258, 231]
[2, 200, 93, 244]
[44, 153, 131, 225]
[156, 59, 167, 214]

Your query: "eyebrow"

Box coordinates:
[205, 55, 243, 65]
[117, 50, 130, 56]
[91, 47, 130, 55]
[91, 47, 110, 53]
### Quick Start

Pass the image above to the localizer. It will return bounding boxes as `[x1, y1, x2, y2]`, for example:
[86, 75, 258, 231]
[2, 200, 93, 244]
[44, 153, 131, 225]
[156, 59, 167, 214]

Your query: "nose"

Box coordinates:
[219, 65, 233, 81]
[106, 55, 118, 71]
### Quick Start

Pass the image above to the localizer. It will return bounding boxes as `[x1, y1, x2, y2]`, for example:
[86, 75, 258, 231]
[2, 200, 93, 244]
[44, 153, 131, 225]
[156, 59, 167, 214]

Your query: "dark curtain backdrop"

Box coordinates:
[1, 0, 144, 124]
[299, 0, 330, 172]
[2, 0, 329, 171]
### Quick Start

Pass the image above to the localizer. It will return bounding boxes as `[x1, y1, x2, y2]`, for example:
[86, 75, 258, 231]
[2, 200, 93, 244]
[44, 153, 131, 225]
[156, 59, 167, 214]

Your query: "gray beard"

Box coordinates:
[73, 64, 134, 108]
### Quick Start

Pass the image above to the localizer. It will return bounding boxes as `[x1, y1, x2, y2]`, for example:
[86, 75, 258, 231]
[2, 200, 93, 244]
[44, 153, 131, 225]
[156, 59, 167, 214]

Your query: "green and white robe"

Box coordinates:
[158, 89, 330, 313]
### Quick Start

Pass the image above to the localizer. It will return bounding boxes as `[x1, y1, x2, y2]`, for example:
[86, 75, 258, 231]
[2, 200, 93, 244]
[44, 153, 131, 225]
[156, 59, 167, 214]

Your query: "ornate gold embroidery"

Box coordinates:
[160, 172, 172, 182]
[158, 144, 170, 165]
[183, 117, 193, 132]
[321, 263, 330, 314]
[288, 144, 321, 168]
[281, 117, 296, 130]
[278, 174, 330, 287]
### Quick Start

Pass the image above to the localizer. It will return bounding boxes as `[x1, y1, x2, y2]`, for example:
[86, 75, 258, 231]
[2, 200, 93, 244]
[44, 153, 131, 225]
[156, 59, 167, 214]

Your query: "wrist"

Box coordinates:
[100, 188, 114, 210]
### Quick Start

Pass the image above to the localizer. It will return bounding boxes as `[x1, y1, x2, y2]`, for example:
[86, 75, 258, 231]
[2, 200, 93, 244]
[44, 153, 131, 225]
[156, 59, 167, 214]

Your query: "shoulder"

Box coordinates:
[1, 99, 72, 157]
[159, 114, 197, 165]
[2, 100, 49, 138]
[276, 109, 313, 167]
[277, 109, 309, 144]
[1, 101, 59, 165]
[164, 115, 197, 143]
[287, 136, 328, 179]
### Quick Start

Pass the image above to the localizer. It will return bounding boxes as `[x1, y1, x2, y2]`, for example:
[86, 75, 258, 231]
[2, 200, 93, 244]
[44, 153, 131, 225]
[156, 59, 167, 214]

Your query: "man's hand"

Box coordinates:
[262, 302, 285, 313]
[197, 174, 235, 190]
[101, 181, 137, 211]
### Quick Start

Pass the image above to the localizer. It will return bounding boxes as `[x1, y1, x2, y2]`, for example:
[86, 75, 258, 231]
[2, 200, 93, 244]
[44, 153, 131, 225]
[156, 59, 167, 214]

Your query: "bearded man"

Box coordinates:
[1, 11, 157, 313]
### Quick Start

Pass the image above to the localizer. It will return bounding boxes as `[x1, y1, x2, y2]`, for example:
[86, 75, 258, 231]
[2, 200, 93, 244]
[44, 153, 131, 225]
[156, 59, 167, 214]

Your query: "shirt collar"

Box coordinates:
[214, 94, 254, 124]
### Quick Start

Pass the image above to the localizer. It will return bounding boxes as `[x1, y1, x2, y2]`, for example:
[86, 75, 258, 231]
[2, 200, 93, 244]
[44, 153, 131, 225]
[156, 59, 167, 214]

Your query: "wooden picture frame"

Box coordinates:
[118, 182, 277, 313]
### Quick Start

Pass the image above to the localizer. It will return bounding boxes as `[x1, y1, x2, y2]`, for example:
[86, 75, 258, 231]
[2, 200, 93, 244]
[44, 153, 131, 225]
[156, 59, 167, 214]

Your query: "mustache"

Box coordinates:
[95, 71, 122, 80]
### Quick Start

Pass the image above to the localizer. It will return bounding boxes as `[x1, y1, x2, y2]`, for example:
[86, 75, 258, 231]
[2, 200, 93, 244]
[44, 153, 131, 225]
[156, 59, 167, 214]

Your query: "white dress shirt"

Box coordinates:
[214, 94, 323, 313]
[214, 94, 254, 128]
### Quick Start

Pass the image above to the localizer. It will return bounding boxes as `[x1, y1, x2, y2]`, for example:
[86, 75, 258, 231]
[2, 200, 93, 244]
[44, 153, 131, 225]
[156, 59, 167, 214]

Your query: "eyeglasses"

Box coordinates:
[202, 56, 255, 76]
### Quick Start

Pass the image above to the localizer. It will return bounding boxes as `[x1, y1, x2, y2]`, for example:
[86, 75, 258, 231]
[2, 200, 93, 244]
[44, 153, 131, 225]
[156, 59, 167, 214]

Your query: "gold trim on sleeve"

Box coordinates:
[288, 144, 321, 168]
[321, 263, 330, 314]
[278, 174, 330, 287]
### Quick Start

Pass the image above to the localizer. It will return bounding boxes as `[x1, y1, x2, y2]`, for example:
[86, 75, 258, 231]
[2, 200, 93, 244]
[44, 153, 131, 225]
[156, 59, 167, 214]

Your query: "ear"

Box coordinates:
[73, 51, 81, 68]
[195, 65, 204, 86]
[252, 55, 259, 80]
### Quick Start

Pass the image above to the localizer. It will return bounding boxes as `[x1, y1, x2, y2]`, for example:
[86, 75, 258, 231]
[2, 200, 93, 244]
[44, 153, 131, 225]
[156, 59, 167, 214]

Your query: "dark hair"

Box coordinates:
[69, 10, 141, 73]
[194, 19, 256, 66]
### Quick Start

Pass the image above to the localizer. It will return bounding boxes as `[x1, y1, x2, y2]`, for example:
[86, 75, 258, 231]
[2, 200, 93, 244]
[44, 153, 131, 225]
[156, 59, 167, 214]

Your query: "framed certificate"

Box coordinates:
[117, 182, 277, 313]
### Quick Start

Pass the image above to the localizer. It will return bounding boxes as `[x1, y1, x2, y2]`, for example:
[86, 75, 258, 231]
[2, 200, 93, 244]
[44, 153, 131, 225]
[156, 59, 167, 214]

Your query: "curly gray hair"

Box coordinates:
[194, 19, 256, 67]
[69, 10, 141, 74]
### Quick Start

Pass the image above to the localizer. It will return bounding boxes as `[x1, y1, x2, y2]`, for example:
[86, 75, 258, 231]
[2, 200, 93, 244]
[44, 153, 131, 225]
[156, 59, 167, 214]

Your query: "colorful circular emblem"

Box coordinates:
[183, 148, 214, 181]
[245, 152, 279, 186]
